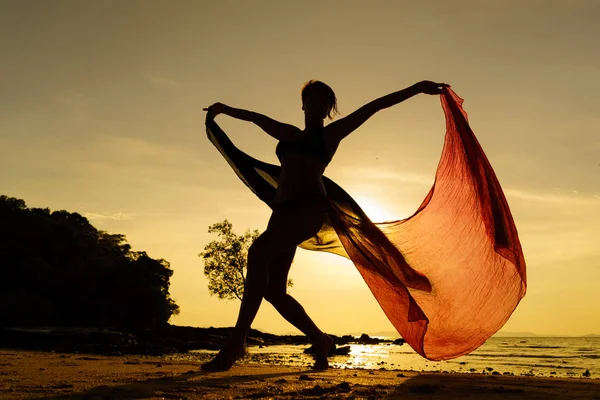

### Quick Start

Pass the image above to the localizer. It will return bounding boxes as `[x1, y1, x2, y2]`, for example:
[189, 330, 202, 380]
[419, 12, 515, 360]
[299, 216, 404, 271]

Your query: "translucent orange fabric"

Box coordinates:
[206, 87, 527, 360]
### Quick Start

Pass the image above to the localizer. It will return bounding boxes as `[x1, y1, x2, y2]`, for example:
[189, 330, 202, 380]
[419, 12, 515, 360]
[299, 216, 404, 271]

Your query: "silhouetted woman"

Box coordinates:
[202, 79, 447, 371]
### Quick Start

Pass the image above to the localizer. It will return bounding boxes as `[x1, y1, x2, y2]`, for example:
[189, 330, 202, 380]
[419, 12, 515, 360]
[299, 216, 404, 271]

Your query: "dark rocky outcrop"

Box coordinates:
[0, 325, 404, 356]
[303, 344, 352, 356]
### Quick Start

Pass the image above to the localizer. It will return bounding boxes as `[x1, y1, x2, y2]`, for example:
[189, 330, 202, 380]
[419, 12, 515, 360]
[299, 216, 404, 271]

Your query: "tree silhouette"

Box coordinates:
[0, 195, 179, 328]
[199, 219, 292, 301]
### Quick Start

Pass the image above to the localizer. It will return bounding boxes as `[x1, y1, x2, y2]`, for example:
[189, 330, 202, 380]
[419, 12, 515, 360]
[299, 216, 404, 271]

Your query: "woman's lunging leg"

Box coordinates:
[230, 235, 274, 340]
[265, 248, 333, 369]
[201, 234, 276, 371]
[264, 248, 320, 340]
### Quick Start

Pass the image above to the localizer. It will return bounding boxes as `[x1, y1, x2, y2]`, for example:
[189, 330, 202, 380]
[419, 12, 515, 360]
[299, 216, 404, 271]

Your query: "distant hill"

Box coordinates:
[273, 330, 599, 339]
[359, 331, 600, 338]
[494, 331, 600, 338]
[493, 331, 541, 337]
[356, 331, 600, 339]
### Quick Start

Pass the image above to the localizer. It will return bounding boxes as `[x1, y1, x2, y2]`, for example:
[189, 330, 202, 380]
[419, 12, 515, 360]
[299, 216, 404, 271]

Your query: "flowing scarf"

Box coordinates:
[205, 88, 526, 360]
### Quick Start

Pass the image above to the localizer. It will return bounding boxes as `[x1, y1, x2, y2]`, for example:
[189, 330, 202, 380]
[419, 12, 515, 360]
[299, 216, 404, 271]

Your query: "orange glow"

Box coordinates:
[354, 196, 402, 223]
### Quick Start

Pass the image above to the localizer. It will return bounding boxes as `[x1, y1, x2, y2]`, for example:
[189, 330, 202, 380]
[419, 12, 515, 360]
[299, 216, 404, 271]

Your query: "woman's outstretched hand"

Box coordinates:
[415, 81, 449, 95]
[203, 102, 227, 119]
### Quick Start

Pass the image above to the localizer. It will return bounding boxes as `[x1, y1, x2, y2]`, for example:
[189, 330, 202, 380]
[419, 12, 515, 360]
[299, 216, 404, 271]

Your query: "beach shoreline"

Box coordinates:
[1, 349, 598, 399]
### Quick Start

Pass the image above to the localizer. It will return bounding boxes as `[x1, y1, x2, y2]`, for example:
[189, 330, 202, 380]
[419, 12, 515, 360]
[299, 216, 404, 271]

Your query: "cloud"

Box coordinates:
[54, 90, 94, 118]
[66, 133, 206, 176]
[83, 212, 135, 222]
[504, 188, 600, 206]
[341, 166, 600, 206]
[145, 73, 179, 89]
[337, 166, 433, 186]
[106, 135, 197, 161]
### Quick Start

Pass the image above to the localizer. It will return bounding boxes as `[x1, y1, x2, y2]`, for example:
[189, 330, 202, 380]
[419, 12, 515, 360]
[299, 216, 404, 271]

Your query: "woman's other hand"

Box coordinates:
[415, 81, 449, 95]
[203, 102, 227, 119]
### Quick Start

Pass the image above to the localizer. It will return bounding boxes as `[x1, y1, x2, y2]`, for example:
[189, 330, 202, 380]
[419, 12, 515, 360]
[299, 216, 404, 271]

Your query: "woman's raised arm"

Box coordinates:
[204, 103, 301, 141]
[326, 81, 447, 143]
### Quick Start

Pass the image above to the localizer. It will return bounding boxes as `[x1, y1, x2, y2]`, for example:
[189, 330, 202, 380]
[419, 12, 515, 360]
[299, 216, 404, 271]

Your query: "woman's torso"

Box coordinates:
[274, 127, 339, 204]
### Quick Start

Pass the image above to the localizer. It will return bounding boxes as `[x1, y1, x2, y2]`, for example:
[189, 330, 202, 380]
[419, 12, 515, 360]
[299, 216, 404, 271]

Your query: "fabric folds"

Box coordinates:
[205, 88, 526, 360]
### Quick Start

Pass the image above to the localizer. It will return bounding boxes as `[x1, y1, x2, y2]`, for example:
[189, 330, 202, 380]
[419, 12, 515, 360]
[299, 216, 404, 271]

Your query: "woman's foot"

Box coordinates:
[312, 334, 334, 370]
[201, 342, 247, 371]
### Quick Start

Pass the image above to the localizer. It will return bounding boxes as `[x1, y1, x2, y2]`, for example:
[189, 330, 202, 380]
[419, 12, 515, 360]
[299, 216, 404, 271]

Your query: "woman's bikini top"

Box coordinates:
[275, 128, 332, 166]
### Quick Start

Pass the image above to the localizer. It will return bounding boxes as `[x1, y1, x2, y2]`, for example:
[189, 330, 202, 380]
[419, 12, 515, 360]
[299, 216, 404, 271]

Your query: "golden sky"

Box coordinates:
[1, 0, 599, 336]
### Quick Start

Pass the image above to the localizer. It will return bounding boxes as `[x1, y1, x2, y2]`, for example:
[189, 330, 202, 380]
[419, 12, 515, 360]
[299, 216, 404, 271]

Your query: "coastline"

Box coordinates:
[1, 349, 598, 399]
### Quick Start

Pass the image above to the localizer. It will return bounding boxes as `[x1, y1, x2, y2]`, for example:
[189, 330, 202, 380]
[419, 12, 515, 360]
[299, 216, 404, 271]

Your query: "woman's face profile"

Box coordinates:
[302, 91, 329, 120]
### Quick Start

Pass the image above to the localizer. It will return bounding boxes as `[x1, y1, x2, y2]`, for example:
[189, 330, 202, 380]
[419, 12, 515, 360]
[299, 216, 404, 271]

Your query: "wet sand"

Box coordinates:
[0, 349, 598, 399]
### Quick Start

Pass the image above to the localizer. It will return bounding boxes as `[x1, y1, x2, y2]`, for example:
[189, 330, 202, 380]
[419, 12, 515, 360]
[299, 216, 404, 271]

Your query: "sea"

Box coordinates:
[182, 337, 599, 379]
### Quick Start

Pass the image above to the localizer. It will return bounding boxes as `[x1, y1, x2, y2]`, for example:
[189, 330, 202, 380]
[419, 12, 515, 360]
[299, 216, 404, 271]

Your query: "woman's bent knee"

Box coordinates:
[264, 290, 286, 305]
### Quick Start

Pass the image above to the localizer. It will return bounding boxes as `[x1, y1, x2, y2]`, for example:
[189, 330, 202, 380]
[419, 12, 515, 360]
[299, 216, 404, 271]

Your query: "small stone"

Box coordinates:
[336, 382, 351, 392]
[307, 384, 324, 395]
[299, 374, 314, 381]
[396, 373, 406, 377]
[51, 383, 74, 389]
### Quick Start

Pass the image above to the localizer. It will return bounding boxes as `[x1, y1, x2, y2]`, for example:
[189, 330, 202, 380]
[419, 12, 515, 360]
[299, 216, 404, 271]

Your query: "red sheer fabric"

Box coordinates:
[206, 87, 526, 360]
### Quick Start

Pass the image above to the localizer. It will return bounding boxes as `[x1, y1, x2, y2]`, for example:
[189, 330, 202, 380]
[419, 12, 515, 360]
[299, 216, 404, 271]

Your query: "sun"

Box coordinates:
[354, 196, 398, 223]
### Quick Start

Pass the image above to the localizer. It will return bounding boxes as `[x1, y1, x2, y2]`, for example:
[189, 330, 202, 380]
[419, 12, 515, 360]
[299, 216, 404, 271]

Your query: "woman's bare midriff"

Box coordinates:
[274, 153, 328, 204]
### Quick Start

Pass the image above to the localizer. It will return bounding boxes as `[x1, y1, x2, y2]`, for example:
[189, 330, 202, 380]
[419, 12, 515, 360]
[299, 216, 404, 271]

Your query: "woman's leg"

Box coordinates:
[228, 232, 286, 342]
[201, 232, 282, 371]
[265, 248, 334, 369]
[202, 197, 326, 371]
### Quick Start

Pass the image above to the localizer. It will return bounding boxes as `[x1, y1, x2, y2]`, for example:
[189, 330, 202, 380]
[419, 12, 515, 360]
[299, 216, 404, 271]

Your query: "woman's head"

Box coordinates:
[301, 80, 339, 120]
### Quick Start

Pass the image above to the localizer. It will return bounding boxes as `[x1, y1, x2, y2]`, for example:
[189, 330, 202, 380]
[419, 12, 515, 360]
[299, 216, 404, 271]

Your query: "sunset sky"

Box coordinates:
[1, 0, 598, 336]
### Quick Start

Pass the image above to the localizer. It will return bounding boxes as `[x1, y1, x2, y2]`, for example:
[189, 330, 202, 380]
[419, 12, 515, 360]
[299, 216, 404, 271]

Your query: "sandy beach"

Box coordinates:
[1, 350, 598, 399]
